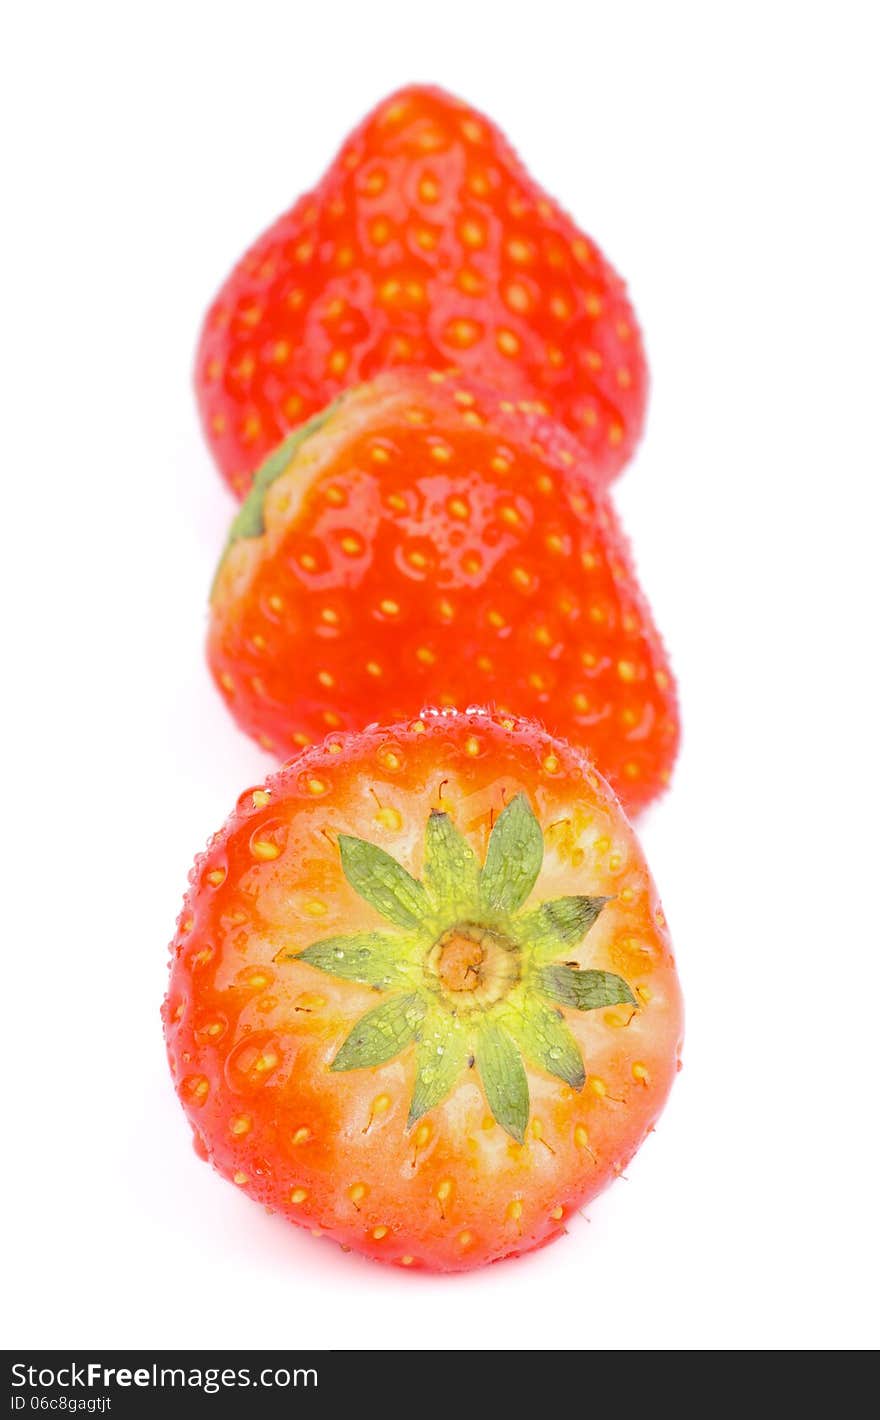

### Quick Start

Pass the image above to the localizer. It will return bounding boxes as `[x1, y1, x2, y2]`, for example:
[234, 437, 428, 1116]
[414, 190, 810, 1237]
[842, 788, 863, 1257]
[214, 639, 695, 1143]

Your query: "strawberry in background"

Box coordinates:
[197, 85, 647, 496]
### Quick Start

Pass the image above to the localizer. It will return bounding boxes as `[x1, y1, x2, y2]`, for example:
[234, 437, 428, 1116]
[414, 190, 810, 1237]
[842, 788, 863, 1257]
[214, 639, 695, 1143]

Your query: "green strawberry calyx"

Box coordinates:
[212, 399, 343, 593]
[275, 793, 635, 1143]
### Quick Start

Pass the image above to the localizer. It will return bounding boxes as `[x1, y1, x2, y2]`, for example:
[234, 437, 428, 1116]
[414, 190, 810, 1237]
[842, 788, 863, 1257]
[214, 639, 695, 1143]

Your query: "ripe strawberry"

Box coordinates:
[163, 710, 683, 1271]
[196, 84, 646, 497]
[209, 370, 678, 815]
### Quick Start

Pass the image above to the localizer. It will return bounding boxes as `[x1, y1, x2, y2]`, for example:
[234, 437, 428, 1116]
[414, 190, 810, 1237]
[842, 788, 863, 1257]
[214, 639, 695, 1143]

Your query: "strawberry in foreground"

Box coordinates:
[196, 84, 647, 497]
[163, 710, 683, 1272]
[209, 369, 678, 815]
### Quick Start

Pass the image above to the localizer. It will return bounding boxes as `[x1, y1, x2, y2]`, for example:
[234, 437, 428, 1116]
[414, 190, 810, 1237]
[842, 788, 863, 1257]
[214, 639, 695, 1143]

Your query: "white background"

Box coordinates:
[3, 0, 878, 1351]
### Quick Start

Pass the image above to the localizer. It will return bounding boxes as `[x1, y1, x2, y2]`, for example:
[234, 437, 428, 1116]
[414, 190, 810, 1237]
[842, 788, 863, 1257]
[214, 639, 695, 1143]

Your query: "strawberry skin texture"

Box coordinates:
[196, 84, 647, 497]
[163, 711, 683, 1272]
[209, 371, 679, 815]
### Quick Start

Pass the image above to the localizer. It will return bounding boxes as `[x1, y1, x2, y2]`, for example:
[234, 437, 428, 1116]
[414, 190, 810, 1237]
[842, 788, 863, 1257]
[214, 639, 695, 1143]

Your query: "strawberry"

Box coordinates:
[209, 370, 678, 815]
[163, 710, 683, 1271]
[196, 84, 646, 497]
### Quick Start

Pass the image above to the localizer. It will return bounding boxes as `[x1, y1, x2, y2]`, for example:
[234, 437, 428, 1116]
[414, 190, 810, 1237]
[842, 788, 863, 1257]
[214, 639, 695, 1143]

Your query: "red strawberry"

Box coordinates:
[163, 710, 683, 1271]
[197, 84, 647, 497]
[208, 371, 678, 815]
